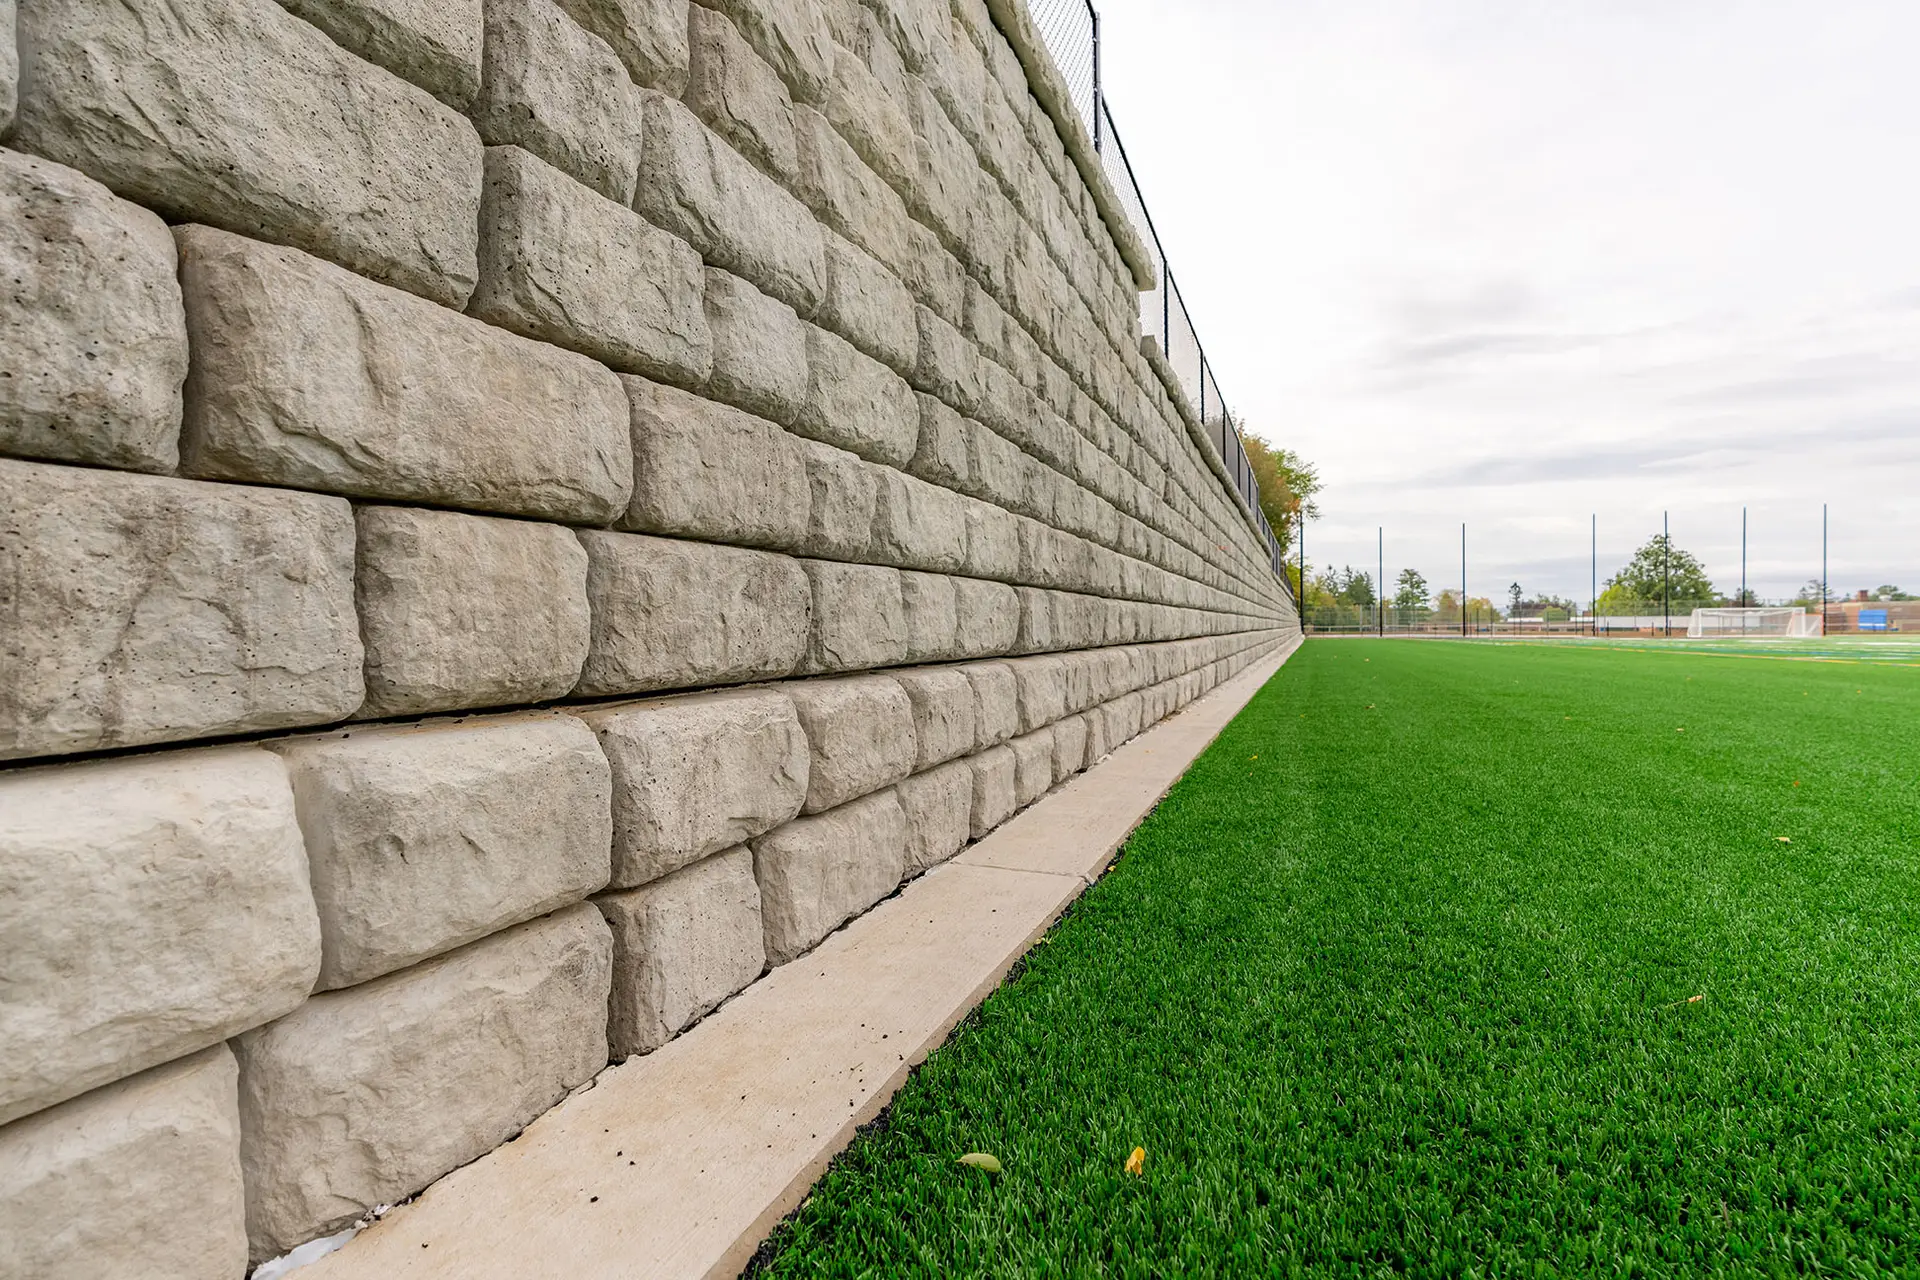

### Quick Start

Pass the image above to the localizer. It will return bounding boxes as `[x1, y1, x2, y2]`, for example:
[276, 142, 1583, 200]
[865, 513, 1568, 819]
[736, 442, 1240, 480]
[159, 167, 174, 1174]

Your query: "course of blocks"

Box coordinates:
[0, 0, 1296, 1270]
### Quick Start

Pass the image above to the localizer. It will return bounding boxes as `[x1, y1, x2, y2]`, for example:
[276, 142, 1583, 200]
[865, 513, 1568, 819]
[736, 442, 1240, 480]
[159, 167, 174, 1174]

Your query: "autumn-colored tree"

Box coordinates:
[1240, 430, 1320, 557]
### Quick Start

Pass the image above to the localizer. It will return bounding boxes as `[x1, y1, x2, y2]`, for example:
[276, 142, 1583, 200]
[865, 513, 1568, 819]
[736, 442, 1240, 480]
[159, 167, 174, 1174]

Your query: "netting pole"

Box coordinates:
[1590, 513, 1597, 637]
[1461, 523, 1467, 638]
[1663, 510, 1670, 638]
[1822, 503, 1829, 636]
[1089, 5, 1102, 152]
[1377, 526, 1384, 637]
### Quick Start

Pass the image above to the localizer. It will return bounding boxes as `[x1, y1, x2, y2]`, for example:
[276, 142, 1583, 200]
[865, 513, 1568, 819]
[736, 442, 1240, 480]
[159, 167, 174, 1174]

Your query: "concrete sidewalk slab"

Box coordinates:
[304, 637, 1299, 1280]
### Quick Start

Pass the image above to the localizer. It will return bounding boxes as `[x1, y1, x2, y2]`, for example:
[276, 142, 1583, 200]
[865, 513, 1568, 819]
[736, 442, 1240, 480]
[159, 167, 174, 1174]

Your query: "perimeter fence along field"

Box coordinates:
[753, 640, 1920, 1277]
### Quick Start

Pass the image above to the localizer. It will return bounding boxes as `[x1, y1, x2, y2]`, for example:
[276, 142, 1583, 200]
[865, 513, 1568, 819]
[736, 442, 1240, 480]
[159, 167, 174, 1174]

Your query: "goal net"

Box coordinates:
[1686, 607, 1822, 638]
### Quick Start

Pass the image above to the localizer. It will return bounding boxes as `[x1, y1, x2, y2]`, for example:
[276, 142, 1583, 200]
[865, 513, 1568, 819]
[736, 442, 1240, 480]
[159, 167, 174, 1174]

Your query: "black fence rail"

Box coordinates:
[1031, 2, 1291, 589]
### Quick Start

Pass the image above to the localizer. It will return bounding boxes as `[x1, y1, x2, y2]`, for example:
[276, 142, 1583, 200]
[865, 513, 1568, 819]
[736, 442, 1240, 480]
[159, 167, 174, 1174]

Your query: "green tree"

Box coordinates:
[1873, 584, 1913, 601]
[1241, 431, 1321, 558]
[1605, 534, 1719, 608]
[1394, 569, 1430, 612]
[1508, 582, 1524, 616]
[1337, 567, 1377, 610]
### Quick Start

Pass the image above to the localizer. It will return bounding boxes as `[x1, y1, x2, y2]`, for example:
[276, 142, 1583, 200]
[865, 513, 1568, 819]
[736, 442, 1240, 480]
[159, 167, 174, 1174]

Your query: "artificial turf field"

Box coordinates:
[752, 639, 1920, 1278]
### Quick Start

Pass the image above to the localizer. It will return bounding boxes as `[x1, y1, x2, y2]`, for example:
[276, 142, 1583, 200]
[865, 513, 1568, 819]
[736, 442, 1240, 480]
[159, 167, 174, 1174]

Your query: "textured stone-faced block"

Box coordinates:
[892, 667, 975, 770]
[786, 674, 915, 813]
[13, 0, 482, 307]
[0, 150, 186, 473]
[896, 758, 971, 874]
[474, 0, 643, 202]
[752, 790, 905, 964]
[962, 501, 1022, 582]
[967, 743, 1016, 837]
[798, 440, 876, 560]
[636, 89, 823, 315]
[913, 303, 982, 416]
[800, 558, 908, 673]
[0, 0, 12, 133]
[0, 1047, 247, 1280]
[577, 530, 811, 694]
[235, 904, 610, 1260]
[794, 324, 917, 467]
[1010, 654, 1069, 733]
[583, 689, 808, 888]
[598, 847, 764, 1055]
[620, 375, 811, 550]
[1, 461, 361, 761]
[957, 660, 1017, 749]
[275, 714, 611, 990]
[953, 575, 1020, 658]
[703, 267, 809, 423]
[907, 392, 972, 490]
[901, 570, 959, 663]
[472, 146, 711, 385]
[823, 40, 913, 195]
[686, 3, 799, 183]
[794, 104, 911, 273]
[819, 229, 916, 375]
[279, 0, 483, 108]
[699, 0, 832, 105]
[355, 505, 591, 718]
[905, 77, 975, 246]
[177, 225, 631, 523]
[869, 467, 968, 573]
[554, 0, 688, 93]
[1010, 726, 1053, 806]
[1051, 713, 1089, 783]
[0, 748, 319, 1126]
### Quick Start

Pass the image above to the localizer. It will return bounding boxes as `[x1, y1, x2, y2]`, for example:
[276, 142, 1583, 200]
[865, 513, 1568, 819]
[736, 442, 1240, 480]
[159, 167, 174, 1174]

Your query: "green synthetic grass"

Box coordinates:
[751, 640, 1920, 1278]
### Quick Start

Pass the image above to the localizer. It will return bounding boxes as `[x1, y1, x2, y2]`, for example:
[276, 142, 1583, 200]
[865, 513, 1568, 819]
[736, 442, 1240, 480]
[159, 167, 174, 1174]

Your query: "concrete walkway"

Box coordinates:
[306, 638, 1300, 1280]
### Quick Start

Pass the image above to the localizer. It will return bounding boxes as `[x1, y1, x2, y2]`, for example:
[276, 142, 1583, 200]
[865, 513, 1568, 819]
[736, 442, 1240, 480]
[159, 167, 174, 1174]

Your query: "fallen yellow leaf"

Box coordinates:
[957, 1153, 1002, 1173]
[1125, 1146, 1145, 1177]
[1777, 836, 1792, 843]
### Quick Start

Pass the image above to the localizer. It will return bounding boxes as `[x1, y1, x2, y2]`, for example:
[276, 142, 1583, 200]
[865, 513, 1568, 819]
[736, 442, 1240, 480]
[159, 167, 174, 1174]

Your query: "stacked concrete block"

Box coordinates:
[274, 713, 612, 989]
[235, 903, 612, 1260]
[0, 150, 187, 472]
[753, 789, 907, 964]
[0, 0, 1298, 1261]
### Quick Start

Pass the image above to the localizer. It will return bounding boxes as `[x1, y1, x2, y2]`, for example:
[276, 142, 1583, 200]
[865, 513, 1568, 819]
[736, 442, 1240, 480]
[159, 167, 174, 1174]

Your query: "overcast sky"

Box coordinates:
[1093, 0, 1920, 604]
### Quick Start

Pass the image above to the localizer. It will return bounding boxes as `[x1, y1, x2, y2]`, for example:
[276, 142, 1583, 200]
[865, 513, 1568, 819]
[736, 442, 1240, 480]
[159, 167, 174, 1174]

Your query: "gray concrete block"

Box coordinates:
[953, 576, 1020, 658]
[0, 748, 319, 1126]
[686, 3, 799, 183]
[799, 439, 877, 560]
[819, 227, 916, 375]
[176, 225, 631, 524]
[582, 688, 808, 888]
[752, 789, 906, 964]
[274, 714, 612, 990]
[1010, 726, 1053, 806]
[703, 266, 809, 424]
[472, 146, 711, 386]
[795, 324, 917, 467]
[698, 0, 832, 105]
[577, 530, 811, 695]
[0, 0, 11, 134]
[0, 460, 361, 761]
[897, 757, 972, 874]
[1083, 701, 1111, 764]
[957, 660, 1018, 750]
[859, 0, 939, 71]
[1014, 585, 1055, 654]
[901, 570, 960, 663]
[786, 674, 916, 813]
[620, 375, 812, 550]
[799, 558, 908, 673]
[554, 0, 688, 93]
[904, 77, 975, 247]
[598, 847, 764, 1055]
[474, 0, 644, 202]
[0, 1046, 246, 1280]
[961, 500, 1022, 582]
[0, 150, 186, 473]
[235, 904, 611, 1261]
[907, 392, 972, 491]
[1050, 713, 1089, 784]
[912, 302, 982, 416]
[13, 0, 482, 307]
[280, 0, 483, 109]
[636, 89, 823, 316]
[967, 743, 1016, 837]
[354, 505, 591, 719]
[823, 40, 914, 195]
[904, 216, 967, 329]
[794, 104, 911, 273]
[869, 467, 968, 573]
[892, 666, 975, 770]
[1010, 654, 1068, 733]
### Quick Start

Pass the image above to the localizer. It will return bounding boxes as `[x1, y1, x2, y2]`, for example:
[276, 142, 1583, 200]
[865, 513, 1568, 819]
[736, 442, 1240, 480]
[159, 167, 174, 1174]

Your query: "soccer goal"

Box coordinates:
[1686, 607, 1823, 638]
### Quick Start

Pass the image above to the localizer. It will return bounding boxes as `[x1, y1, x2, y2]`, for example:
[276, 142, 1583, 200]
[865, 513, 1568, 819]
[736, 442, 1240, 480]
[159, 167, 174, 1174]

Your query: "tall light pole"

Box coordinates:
[1663, 510, 1671, 638]
[1461, 523, 1468, 638]
[1591, 513, 1597, 637]
[1377, 526, 1384, 637]
[1741, 506, 1748, 608]
[1822, 503, 1829, 637]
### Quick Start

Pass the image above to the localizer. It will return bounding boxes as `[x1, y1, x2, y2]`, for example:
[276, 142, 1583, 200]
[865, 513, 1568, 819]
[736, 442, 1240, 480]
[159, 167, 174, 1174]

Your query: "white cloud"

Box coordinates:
[1092, 0, 1920, 601]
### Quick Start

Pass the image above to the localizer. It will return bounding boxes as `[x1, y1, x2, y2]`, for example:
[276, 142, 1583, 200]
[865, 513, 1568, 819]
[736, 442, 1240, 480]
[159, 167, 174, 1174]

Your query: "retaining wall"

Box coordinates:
[0, 0, 1295, 1272]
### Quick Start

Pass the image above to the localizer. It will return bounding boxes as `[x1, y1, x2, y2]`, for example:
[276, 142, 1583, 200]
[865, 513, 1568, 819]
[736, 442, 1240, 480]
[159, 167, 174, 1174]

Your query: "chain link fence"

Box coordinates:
[1031, 4, 1292, 590]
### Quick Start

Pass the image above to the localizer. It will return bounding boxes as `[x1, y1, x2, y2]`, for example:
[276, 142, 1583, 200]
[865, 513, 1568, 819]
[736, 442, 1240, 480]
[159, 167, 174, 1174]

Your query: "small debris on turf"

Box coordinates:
[957, 1152, 1002, 1173]
[1125, 1146, 1146, 1176]
[1777, 836, 1792, 843]
[1658, 994, 1705, 1010]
